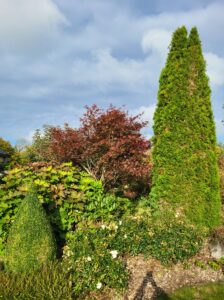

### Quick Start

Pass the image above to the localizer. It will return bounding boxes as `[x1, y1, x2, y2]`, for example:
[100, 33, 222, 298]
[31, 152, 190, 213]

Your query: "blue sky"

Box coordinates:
[0, 0, 223, 144]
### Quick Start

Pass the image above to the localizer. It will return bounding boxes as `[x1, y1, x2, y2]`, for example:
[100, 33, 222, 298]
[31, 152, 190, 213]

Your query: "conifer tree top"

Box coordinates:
[188, 27, 201, 46]
[169, 26, 188, 53]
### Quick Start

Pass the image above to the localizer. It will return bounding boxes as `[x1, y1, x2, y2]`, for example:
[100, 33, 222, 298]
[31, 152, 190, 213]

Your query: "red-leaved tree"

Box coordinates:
[46, 105, 151, 195]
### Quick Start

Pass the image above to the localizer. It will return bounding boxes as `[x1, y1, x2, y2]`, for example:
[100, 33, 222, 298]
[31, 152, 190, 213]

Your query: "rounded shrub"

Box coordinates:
[5, 187, 56, 272]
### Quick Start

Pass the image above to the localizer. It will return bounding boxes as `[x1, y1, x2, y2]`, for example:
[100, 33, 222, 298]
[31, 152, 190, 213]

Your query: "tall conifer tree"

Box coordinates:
[151, 26, 221, 228]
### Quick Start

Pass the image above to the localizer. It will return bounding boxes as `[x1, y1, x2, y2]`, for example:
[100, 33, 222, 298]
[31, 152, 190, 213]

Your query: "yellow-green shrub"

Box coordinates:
[5, 188, 56, 272]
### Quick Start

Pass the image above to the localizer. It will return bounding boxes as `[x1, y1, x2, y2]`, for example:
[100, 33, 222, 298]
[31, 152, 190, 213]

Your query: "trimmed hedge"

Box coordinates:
[5, 188, 56, 272]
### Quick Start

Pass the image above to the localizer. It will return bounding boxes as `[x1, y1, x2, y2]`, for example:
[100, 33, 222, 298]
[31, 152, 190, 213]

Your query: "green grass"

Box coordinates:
[157, 283, 224, 300]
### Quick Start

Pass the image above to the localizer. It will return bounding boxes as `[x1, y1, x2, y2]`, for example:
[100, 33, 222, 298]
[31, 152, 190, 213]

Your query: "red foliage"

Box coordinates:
[48, 105, 151, 194]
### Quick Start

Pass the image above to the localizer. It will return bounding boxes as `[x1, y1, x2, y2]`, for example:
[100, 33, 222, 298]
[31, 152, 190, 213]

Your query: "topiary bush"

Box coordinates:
[5, 187, 56, 272]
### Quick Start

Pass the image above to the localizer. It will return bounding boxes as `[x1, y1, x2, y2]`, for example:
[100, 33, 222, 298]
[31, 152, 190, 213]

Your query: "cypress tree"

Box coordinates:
[5, 187, 56, 272]
[151, 26, 221, 228]
[185, 27, 221, 227]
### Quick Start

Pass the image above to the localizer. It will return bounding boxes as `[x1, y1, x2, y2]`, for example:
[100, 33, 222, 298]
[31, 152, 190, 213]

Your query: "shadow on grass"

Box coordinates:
[133, 271, 170, 300]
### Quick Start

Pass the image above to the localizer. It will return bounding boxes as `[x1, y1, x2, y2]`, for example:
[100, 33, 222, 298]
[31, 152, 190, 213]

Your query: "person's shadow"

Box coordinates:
[133, 271, 170, 300]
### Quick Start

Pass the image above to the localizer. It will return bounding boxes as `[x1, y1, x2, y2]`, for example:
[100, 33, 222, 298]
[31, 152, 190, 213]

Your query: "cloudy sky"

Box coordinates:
[0, 0, 223, 144]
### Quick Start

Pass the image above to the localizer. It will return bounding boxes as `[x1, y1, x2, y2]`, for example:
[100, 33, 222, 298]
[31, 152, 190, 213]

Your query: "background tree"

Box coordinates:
[0, 138, 14, 157]
[31, 126, 54, 162]
[151, 26, 221, 228]
[0, 138, 15, 170]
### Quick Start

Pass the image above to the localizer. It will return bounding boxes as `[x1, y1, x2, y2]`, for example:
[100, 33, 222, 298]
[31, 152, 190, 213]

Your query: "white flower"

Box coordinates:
[110, 250, 118, 259]
[119, 220, 122, 225]
[96, 282, 102, 289]
[86, 256, 92, 262]
[67, 250, 73, 257]
[175, 211, 181, 218]
[101, 224, 106, 229]
[124, 234, 127, 239]
[114, 225, 118, 230]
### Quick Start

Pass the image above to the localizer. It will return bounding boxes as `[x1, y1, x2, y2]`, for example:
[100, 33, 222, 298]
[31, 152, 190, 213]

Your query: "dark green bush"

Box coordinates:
[0, 262, 73, 299]
[109, 219, 152, 256]
[148, 222, 204, 264]
[5, 188, 56, 272]
[109, 218, 203, 264]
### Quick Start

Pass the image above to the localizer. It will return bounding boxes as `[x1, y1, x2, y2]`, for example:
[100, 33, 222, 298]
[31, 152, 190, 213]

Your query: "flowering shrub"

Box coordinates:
[64, 218, 203, 297]
[109, 219, 152, 256]
[64, 225, 129, 297]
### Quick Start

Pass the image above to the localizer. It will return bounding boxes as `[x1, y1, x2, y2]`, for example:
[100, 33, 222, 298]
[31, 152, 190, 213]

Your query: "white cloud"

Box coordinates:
[215, 118, 223, 139]
[71, 49, 152, 92]
[130, 104, 156, 139]
[141, 28, 172, 57]
[0, 0, 68, 53]
[132, 104, 156, 125]
[205, 52, 224, 86]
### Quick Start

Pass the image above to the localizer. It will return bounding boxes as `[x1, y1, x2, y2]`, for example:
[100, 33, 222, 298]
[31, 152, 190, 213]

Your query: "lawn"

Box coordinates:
[157, 283, 224, 300]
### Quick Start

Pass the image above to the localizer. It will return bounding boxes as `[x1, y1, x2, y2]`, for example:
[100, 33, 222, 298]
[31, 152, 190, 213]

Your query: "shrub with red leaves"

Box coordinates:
[43, 105, 151, 195]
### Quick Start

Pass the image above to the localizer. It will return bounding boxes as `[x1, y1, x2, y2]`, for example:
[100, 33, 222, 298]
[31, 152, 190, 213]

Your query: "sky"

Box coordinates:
[0, 0, 223, 145]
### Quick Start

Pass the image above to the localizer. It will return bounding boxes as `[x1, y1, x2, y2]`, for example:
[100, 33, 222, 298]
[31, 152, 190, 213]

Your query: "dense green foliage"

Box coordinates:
[0, 162, 131, 256]
[151, 26, 221, 228]
[0, 262, 73, 299]
[148, 222, 204, 264]
[5, 188, 56, 272]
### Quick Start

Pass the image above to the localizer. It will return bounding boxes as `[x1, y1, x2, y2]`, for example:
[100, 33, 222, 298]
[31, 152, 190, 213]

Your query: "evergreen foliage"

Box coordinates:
[5, 187, 56, 272]
[151, 26, 221, 228]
